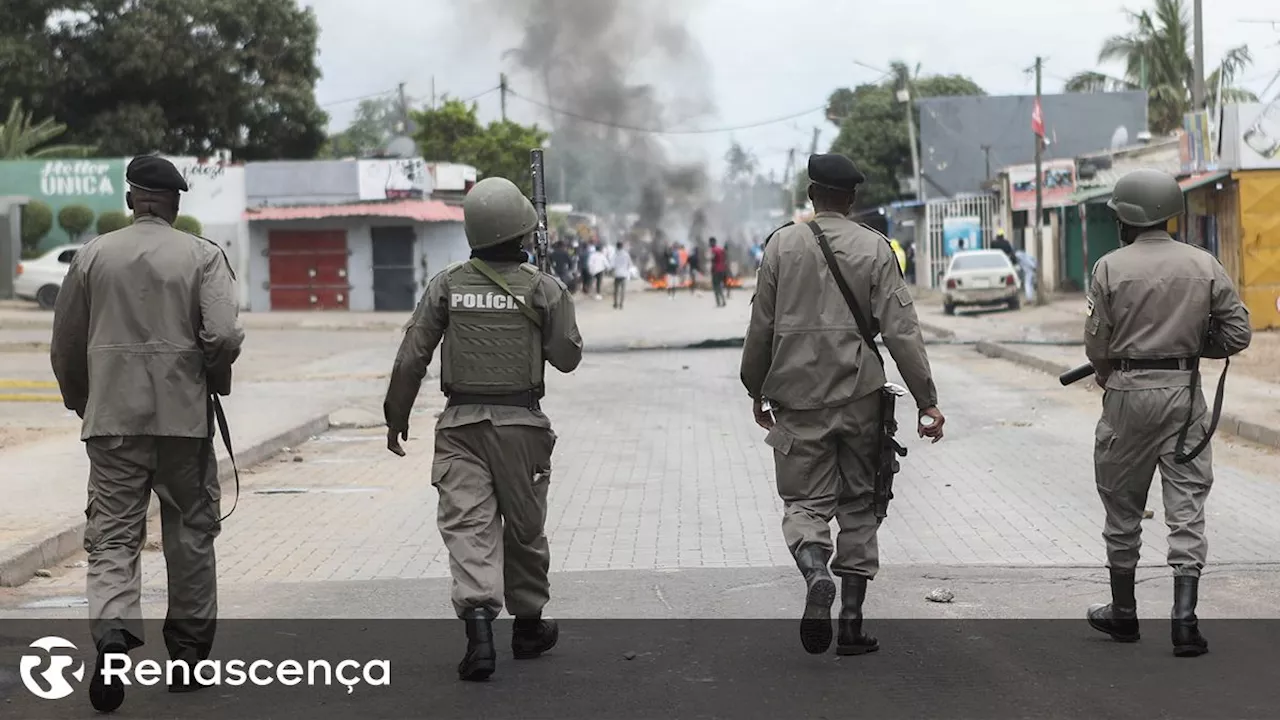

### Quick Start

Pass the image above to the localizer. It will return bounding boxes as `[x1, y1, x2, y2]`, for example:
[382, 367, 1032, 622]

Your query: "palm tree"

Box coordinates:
[1065, 0, 1257, 134]
[0, 99, 96, 159]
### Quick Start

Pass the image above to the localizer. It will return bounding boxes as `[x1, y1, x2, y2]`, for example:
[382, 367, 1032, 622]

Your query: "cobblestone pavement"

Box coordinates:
[6, 343, 1278, 617]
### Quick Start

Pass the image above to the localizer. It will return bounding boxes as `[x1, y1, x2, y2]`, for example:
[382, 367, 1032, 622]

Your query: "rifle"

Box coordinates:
[530, 148, 551, 273]
[1059, 363, 1094, 386]
[808, 220, 908, 522]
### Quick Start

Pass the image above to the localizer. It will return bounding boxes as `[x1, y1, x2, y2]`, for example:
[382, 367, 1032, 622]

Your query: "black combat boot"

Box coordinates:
[458, 609, 496, 682]
[88, 633, 128, 713]
[1171, 576, 1209, 657]
[795, 545, 837, 654]
[836, 576, 879, 656]
[1087, 568, 1140, 642]
[512, 615, 559, 659]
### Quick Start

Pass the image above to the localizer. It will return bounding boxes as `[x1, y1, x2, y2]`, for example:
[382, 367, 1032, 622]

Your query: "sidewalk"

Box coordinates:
[917, 293, 1280, 451]
[1, 285, 757, 351]
[0, 345, 394, 587]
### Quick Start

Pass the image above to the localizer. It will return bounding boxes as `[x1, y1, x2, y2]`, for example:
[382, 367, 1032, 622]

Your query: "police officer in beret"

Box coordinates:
[741, 153, 945, 656]
[383, 176, 583, 682]
[51, 154, 243, 712]
[1084, 169, 1251, 657]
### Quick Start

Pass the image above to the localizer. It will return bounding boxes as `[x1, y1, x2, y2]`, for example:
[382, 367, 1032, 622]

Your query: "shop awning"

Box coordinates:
[244, 199, 464, 223]
[1066, 185, 1114, 205]
[1178, 170, 1229, 192]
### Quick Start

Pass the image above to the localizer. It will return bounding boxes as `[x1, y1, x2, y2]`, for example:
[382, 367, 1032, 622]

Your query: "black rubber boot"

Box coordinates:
[836, 576, 879, 656]
[512, 615, 559, 659]
[88, 635, 128, 714]
[458, 609, 496, 682]
[1171, 576, 1209, 657]
[795, 545, 836, 655]
[1087, 568, 1140, 642]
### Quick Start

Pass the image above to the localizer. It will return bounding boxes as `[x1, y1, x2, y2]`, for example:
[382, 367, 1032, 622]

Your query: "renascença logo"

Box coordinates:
[19, 636, 85, 700]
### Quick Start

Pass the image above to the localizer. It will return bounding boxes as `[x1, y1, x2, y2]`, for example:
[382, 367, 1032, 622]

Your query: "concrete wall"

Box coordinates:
[419, 221, 470, 286]
[246, 161, 360, 207]
[248, 217, 467, 312]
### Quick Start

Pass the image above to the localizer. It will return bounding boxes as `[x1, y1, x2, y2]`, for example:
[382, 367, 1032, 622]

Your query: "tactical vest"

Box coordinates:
[441, 262, 544, 395]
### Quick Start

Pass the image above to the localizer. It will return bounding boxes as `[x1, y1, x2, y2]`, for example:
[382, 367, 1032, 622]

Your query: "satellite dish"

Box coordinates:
[1110, 126, 1130, 150]
[385, 136, 416, 158]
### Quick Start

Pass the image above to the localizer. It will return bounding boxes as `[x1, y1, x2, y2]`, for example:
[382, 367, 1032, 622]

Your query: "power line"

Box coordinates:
[507, 90, 827, 135]
[319, 88, 397, 108]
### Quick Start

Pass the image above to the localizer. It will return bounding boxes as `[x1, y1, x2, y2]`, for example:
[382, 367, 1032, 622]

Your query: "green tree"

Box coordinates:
[826, 63, 985, 209]
[0, 99, 95, 159]
[1064, 0, 1256, 134]
[20, 200, 53, 253]
[2, 0, 327, 160]
[96, 211, 132, 235]
[174, 216, 203, 236]
[57, 204, 95, 242]
[323, 96, 404, 158]
[412, 99, 484, 164]
[412, 100, 547, 189]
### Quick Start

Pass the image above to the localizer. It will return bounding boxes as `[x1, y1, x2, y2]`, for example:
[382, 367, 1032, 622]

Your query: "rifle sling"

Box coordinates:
[211, 394, 239, 523]
[808, 221, 884, 368]
[468, 258, 543, 329]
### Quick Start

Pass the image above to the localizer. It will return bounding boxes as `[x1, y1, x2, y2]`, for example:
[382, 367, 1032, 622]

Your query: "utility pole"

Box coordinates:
[1192, 0, 1206, 111]
[785, 148, 798, 212]
[500, 73, 509, 121]
[430, 76, 436, 110]
[1033, 56, 1046, 306]
[810, 127, 820, 156]
[900, 86, 923, 201]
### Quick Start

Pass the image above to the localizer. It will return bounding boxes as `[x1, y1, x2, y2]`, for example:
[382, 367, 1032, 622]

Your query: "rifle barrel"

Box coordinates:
[1059, 363, 1095, 386]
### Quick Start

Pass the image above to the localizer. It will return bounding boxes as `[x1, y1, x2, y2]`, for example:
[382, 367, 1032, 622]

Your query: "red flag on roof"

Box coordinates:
[1032, 99, 1045, 138]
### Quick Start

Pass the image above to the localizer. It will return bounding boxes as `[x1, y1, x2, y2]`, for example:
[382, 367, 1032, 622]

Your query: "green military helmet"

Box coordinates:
[464, 177, 538, 250]
[1106, 169, 1185, 228]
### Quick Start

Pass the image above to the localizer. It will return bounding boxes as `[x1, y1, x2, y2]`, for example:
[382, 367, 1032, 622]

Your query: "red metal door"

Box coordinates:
[267, 230, 351, 310]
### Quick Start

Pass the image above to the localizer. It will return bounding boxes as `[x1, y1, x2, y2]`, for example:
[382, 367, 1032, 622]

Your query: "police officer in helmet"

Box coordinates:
[383, 176, 583, 681]
[1084, 169, 1250, 657]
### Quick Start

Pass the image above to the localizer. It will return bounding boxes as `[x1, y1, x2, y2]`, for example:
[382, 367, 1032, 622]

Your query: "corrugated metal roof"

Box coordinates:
[1179, 171, 1229, 192]
[244, 199, 464, 223]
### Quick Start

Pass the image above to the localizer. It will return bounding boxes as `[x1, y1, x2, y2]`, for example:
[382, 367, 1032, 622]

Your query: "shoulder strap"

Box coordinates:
[763, 221, 794, 250]
[807, 220, 884, 367]
[468, 258, 544, 329]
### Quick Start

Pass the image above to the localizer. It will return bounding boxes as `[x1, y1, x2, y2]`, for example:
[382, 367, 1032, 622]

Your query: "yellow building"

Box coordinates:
[1231, 170, 1280, 330]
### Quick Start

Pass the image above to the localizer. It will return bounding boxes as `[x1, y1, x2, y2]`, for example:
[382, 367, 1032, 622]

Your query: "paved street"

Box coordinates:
[3, 289, 1279, 718]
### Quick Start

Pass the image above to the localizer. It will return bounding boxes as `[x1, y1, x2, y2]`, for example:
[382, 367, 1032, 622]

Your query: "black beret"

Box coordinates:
[808, 153, 865, 192]
[126, 155, 189, 193]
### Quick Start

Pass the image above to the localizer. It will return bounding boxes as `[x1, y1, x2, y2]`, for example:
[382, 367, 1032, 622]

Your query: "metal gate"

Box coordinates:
[922, 194, 998, 289]
[371, 226, 418, 311]
[266, 230, 351, 310]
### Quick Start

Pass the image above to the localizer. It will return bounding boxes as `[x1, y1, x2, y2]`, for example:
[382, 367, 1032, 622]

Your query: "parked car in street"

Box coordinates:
[942, 249, 1021, 315]
[14, 244, 79, 310]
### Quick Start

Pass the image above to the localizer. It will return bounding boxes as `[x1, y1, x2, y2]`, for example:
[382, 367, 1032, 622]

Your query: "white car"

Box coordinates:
[942, 249, 1021, 315]
[14, 244, 80, 310]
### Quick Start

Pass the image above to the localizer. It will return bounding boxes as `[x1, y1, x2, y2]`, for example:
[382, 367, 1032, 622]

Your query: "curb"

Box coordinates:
[918, 321, 957, 340]
[0, 413, 332, 588]
[974, 340, 1280, 452]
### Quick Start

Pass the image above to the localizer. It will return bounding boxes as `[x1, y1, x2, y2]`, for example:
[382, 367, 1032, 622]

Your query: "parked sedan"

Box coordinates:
[942, 249, 1020, 315]
[14, 244, 79, 310]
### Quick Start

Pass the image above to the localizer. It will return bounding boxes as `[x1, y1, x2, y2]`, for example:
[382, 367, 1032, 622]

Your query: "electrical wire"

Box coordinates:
[319, 88, 397, 108]
[507, 89, 827, 135]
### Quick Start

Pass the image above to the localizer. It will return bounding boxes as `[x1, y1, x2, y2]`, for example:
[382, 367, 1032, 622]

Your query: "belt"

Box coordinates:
[1116, 357, 1198, 372]
[446, 390, 541, 409]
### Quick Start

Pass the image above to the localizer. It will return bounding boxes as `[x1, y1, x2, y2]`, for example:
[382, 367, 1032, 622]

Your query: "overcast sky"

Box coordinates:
[304, 0, 1280, 181]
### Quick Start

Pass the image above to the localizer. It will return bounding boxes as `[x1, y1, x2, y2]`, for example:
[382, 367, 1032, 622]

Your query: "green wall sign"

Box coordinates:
[0, 159, 126, 251]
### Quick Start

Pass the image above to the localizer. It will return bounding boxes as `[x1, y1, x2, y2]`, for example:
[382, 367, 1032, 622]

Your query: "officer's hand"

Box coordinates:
[918, 407, 945, 443]
[387, 428, 408, 457]
[752, 398, 774, 430]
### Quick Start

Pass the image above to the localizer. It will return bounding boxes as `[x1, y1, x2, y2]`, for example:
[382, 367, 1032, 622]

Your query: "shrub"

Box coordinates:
[19, 200, 53, 252]
[173, 215, 203, 236]
[95, 211, 132, 235]
[57, 204, 95, 241]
